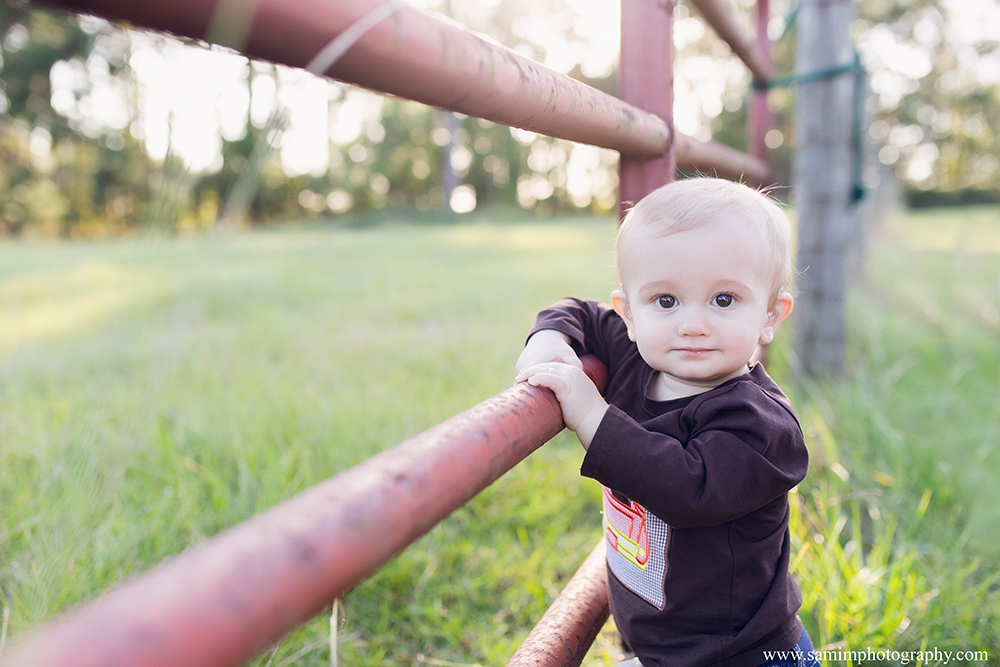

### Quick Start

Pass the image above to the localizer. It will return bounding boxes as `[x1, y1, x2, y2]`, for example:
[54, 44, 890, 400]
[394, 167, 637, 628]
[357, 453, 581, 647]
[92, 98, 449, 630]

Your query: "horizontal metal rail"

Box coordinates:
[41, 0, 670, 160]
[505, 540, 610, 667]
[676, 133, 770, 185]
[5, 357, 608, 667]
[688, 0, 773, 84]
[41, 0, 770, 185]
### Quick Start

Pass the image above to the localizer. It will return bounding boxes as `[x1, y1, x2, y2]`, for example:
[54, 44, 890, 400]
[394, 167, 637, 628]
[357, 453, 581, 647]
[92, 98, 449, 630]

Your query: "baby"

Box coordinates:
[515, 178, 817, 667]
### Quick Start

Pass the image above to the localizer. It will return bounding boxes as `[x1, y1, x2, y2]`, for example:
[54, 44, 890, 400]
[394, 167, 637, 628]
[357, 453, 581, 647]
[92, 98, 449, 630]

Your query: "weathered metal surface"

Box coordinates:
[38, 0, 670, 159]
[675, 133, 771, 186]
[505, 540, 609, 667]
[5, 357, 607, 667]
[618, 0, 677, 218]
[688, 0, 773, 84]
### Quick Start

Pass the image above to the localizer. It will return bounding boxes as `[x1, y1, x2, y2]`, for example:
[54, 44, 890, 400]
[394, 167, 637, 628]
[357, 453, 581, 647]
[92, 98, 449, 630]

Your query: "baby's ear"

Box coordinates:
[611, 288, 637, 342]
[759, 292, 794, 345]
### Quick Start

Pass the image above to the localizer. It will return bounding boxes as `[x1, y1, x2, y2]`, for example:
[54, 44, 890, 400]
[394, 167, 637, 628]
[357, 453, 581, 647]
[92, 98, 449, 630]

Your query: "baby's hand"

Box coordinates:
[515, 361, 608, 449]
[514, 330, 583, 377]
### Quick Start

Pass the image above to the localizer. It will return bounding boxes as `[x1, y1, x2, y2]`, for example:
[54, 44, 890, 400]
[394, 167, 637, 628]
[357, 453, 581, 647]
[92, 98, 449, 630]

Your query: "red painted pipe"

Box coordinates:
[5, 357, 608, 667]
[675, 133, 771, 186]
[38, 0, 670, 160]
[38, 0, 760, 199]
[618, 0, 677, 218]
[747, 0, 773, 167]
[687, 0, 773, 84]
[505, 540, 609, 667]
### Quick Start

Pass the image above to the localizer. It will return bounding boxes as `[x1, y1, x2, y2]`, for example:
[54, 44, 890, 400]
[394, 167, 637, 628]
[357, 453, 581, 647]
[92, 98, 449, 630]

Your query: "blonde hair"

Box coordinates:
[614, 178, 793, 304]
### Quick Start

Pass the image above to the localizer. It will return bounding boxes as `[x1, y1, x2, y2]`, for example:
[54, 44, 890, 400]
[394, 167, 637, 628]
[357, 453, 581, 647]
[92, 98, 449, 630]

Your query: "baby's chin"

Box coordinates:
[655, 364, 751, 393]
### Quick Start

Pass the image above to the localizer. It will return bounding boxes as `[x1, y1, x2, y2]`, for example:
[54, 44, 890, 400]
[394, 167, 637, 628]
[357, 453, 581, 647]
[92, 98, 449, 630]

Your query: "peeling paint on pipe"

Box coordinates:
[5, 357, 607, 667]
[37, 0, 671, 159]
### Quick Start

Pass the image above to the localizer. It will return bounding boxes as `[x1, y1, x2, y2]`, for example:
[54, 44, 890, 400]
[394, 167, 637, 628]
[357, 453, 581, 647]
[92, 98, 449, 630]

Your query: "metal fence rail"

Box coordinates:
[686, 0, 775, 173]
[44, 0, 670, 159]
[43, 0, 771, 184]
[505, 541, 610, 667]
[688, 0, 772, 83]
[5, 359, 607, 667]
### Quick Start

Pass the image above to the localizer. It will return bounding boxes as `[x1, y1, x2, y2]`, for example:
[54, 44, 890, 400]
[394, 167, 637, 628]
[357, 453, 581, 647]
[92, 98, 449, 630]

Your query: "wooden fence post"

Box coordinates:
[792, 0, 856, 375]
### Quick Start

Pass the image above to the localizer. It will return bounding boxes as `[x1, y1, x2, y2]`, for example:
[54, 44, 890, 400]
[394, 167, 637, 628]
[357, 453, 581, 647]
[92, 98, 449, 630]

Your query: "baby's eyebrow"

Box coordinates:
[712, 279, 754, 293]
[635, 280, 679, 297]
[636, 278, 754, 297]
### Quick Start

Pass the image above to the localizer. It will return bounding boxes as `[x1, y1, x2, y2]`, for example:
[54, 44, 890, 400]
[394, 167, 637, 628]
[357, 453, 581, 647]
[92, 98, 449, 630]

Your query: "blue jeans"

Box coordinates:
[756, 627, 821, 667]
[613, 627, 821, 667]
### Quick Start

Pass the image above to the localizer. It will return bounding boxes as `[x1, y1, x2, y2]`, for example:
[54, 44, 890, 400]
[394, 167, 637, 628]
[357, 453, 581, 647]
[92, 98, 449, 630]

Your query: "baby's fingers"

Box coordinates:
[515, 363, 546, 384]
[515, 362, 571, 385]
[523, 371, 568, 394]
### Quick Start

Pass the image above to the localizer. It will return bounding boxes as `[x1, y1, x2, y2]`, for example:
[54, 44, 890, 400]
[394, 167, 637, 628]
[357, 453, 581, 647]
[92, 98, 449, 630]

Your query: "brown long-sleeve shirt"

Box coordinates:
[530, 298, 809, 667]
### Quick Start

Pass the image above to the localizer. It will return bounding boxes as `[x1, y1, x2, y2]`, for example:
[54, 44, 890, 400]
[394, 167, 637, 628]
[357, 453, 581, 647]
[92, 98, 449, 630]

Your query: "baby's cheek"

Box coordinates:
[634, 341, 661, 370]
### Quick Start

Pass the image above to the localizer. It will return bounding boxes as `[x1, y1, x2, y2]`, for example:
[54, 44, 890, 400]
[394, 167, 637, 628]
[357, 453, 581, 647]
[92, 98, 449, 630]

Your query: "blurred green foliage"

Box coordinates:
[0, 4, 153, 236]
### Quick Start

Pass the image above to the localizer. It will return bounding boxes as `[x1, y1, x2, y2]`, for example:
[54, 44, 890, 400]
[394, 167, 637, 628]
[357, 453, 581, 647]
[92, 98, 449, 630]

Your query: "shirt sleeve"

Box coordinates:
[527, 297, 624, 369]
[581, 381, 808, 529]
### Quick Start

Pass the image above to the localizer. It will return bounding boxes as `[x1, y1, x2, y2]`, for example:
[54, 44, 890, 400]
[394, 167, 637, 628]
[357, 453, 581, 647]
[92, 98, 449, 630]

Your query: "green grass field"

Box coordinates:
[1, 207, 998, 666]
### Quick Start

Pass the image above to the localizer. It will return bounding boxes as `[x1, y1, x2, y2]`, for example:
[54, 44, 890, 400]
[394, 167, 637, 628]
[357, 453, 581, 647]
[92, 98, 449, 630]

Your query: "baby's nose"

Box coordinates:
[677, 309, 710, 336]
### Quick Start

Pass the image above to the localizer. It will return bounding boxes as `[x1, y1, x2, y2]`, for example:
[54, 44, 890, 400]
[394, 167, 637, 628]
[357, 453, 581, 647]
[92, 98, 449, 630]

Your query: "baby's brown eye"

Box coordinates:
[657, 295, 677, 309]
[713, 294, 734, 308]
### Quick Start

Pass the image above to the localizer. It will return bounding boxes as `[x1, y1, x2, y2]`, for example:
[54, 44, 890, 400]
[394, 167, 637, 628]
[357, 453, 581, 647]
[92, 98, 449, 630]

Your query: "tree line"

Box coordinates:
[0, 0, 995, 238]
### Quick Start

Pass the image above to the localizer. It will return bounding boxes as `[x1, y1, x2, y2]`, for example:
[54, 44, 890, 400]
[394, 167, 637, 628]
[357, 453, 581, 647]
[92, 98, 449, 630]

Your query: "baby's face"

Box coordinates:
[617, 217, 781, 393]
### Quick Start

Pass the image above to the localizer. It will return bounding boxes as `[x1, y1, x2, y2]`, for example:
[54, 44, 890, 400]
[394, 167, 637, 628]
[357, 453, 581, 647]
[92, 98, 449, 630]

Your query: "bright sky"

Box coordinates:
[49, 0, 1000, 187]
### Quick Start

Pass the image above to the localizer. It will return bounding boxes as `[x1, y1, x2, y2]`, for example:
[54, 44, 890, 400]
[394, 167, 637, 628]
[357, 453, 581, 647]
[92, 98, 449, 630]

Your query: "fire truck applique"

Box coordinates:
[603, 487, 649, 569]
[602, 486, 669, 609]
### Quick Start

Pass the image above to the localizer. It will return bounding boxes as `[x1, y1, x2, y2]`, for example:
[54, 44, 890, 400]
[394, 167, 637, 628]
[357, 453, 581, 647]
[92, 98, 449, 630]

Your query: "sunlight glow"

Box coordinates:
[449, 184, 477, 213]
[277, 68, 331, 176]
[0, 264, 163, 355]
[129, 35, 249, 171]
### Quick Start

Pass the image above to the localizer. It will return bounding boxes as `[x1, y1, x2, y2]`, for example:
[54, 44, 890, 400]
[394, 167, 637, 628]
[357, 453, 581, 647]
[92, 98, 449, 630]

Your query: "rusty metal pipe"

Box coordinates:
[675, 133, 771, 186]
[687, 0, 773, 84]
[5, 358, 608, 667]
[37, 0, 670, 159]
[505, 540, 609, 667]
